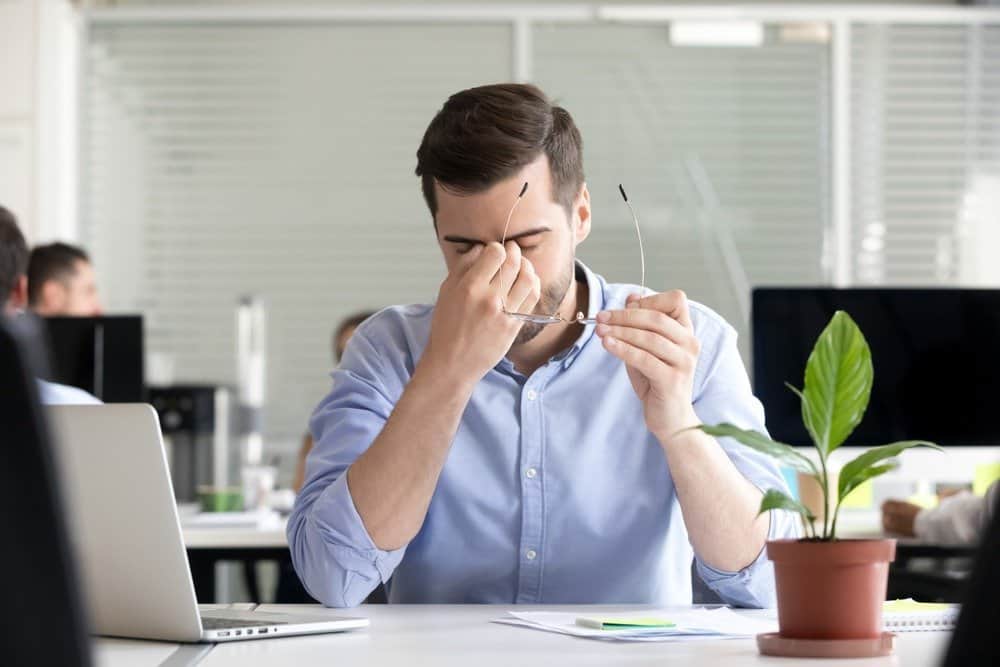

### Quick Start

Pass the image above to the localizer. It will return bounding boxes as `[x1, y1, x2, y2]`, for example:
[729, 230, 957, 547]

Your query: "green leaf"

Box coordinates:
[839, 462, 898, 502]
[758, 488, 816, 523]
[784, 382, 821, 453]
[837, 440, 943, 501]
[695, 423, 818, 476]
[801, 311, 873, 455]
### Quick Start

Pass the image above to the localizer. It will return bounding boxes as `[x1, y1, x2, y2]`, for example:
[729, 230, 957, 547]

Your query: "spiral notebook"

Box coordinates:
[883, 599, 960, 632]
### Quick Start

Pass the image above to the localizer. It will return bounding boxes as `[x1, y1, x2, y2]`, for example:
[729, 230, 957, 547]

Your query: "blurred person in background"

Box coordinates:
[882, 480, 998, 544]
[28, 242, 103, 317]
[0, 205, 99, 405]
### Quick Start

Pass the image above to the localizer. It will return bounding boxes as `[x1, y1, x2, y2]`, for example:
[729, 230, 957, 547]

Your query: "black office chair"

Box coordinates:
[942, 489, 1000, 666]
[0, 318, 91, 666]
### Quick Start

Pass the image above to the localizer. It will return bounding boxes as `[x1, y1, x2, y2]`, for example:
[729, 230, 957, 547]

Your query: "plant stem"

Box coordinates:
[830, 499, 841, 541]
[818, 455, 831, 540]
[799, 513, 815, 540]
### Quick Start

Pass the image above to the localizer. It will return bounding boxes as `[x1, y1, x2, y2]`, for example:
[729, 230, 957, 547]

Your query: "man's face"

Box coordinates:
[41, 260, 102, 316]
[433, 155, 590, 346]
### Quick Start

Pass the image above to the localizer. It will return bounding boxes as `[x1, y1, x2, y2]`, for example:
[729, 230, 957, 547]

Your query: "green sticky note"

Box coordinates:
[973, 463, 1000, 496]
[576, 617, 676, 630]
[906, 492, 939, 510]
[840, 478, 874, 509]
[883, 598, 951, 613]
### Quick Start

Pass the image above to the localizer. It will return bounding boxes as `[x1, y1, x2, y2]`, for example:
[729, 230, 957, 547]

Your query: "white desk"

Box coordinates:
[95, 604, 952, 667]
[183, 525, 288, 550]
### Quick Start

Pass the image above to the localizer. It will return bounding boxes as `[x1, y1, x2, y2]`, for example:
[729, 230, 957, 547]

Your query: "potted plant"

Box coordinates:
[696, 311, 940, 655]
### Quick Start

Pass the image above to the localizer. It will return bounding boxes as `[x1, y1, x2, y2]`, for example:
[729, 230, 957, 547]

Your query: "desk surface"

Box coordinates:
[181, 513, 288, 549]
[95, 604, 952, 667]
[178, 510, 888, 550]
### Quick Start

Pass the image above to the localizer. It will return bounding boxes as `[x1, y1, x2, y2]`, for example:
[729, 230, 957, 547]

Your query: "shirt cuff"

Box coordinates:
[310, 471, 406, 586]
[694, 509, 792, 608]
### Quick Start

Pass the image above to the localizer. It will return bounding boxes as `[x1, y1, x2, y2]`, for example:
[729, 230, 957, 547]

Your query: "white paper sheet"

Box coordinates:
[492, 608, 778, 642]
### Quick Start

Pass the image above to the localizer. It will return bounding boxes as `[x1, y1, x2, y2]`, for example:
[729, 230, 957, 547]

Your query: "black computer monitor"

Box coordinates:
[0, 318, 92, 666]
[753, 288, 1000, 447]
[42, 315, 144, 402]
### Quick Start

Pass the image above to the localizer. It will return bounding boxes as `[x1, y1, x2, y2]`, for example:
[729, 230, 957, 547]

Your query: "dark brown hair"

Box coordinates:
[333, 310, 377, 363]
[27, 242, 91, 306]
[415, 83, 584, 220]
[0, 205, 29, 309]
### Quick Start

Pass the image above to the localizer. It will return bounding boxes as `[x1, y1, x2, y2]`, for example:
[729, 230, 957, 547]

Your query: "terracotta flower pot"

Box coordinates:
[767, 538, 896, 640]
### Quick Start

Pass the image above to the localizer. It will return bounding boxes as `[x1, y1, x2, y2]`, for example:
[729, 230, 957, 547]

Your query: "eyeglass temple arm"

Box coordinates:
[618, 184, 646, 296]
[498, 182, 529, 314]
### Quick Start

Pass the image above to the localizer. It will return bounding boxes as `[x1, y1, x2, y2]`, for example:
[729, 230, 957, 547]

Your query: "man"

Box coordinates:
[0, 206, 99, 405]
[28, 242, 102, 316]
[882, 480, 999, 545]
[289, 84, 797, 608]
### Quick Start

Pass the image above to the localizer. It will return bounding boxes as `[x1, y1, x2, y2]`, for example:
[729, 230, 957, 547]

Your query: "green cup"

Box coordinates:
[197, 486, 243, 512]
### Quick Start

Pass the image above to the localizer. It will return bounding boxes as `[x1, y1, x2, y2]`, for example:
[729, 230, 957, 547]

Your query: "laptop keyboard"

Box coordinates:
[202, 617, 288, 630]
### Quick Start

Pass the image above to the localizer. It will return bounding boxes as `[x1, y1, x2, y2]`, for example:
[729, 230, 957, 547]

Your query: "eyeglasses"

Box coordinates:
[498, 182, 645, 325]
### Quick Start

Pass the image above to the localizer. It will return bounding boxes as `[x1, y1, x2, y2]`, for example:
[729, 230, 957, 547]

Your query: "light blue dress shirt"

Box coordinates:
[37, 379, 102, 405]
[289, 262, 798, 609]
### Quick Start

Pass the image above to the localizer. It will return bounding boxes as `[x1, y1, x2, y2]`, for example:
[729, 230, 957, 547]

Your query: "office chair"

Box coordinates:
[0, 318, 92, 666]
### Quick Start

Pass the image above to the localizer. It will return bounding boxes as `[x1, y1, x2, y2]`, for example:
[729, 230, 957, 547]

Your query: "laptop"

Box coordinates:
[46, 403, 369, 642]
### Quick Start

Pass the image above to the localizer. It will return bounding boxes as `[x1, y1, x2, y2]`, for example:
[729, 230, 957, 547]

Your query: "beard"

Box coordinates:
[511, 258, 575, 347]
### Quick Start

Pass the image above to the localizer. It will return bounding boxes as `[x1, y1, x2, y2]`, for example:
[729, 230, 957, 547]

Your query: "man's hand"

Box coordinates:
[595, 290, 700, 443]
[881, 499, 921, 537]
[423, 241, 541, 386]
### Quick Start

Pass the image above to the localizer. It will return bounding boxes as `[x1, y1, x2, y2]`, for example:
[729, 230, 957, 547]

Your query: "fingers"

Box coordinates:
[505, 257, 541, 314]
[627, 290, 692, 330]
[490, 241, 522, 294]
[600, 334, 664, 379]
[596, 303, 696, 352]
[462, 242, 507, 284]
[595, 322, 693, 370]
[880, 500, 917, 536]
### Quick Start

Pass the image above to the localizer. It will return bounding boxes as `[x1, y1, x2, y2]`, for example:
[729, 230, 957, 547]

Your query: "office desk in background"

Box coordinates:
[183, 516, 289, 603]
[836, 511, 977, 602]
[95, 604, 952, 667]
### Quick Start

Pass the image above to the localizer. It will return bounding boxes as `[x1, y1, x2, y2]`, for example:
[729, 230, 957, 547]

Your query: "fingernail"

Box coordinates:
[605, 336, 617, 347]
[596, 311, 610, 323]
[596, 323, 610, 336]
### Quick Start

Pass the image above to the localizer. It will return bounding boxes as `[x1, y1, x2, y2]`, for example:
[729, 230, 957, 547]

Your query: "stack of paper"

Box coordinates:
[493, 608, 779, 642]
[883, 599, 960, 632]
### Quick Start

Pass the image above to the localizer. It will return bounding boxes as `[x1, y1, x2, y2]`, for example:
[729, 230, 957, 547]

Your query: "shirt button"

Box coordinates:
[526, 389, 538, 401]
[526, 467, 537, 479]
[526, 549, 537, 560]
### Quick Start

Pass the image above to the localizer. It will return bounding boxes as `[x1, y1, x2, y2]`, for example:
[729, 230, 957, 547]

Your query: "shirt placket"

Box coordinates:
[515, 372, 548, 603]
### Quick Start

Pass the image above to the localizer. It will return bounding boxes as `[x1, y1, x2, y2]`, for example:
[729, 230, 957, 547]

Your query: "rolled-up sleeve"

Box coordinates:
[286, 320, 408, 607]
[689, 309, 801, 608]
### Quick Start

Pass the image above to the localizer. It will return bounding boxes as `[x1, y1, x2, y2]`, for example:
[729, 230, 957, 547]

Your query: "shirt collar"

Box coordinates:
[493, 260, 605, 376]
[558, 260, 604, 369]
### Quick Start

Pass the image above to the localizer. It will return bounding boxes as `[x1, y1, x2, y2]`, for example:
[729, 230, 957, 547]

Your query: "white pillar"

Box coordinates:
[0, 0, 78, 244]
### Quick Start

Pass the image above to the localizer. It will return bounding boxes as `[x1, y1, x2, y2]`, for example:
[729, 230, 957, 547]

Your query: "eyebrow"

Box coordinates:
[442, 226, 552, 246]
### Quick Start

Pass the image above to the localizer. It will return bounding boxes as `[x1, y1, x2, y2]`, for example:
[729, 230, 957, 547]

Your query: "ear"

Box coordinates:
[571, 182, 591, 247]
[5, 275, 27, 314]
[39, 280, 66, 312]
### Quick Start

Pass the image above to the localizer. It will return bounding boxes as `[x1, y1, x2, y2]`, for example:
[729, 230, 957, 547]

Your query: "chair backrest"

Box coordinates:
[943, 490, 1000, 666]
[0, 317, 91, 666]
